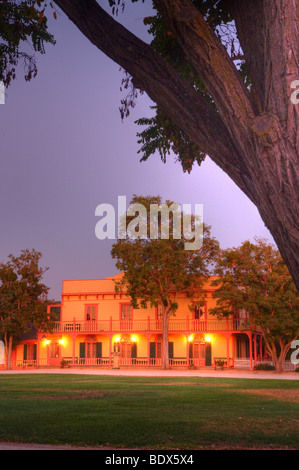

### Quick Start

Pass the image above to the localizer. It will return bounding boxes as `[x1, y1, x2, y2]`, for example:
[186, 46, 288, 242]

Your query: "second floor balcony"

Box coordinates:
[46, 317, 259, 335]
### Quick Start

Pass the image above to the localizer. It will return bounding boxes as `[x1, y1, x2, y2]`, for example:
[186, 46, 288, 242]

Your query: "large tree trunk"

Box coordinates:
[4, 334, 13, 370]
[265, 338, 294, 373]
[246, 128, 299, 293]
[53, 0, 299, 290]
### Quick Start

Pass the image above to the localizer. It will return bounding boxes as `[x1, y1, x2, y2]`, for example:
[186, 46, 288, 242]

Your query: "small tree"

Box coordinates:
[111, 195, 219, 369]
[0, 249, 50, 369]
[211, 239, 299, 372]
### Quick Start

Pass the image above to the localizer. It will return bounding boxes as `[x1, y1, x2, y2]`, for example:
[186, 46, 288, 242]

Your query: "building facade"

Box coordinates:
[6, 273, 264, 370]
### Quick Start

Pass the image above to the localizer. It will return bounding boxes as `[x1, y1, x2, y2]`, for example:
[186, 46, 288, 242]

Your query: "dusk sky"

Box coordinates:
[0, 1, 275, 300]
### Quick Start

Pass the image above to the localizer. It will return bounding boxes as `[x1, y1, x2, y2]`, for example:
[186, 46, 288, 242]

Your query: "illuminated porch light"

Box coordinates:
[131, 335, 137, 343]
[188, 335, 193, 342]
[42, 336, 50, 345]
[205, 335, 212, 343]
[59, 338, 65, 345]
[114, 336, 121, 343]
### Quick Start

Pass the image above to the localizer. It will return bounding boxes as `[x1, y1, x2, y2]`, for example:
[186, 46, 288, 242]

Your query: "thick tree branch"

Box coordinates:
[53, 0, 253, 197]
[263, 0, 299, 142]
[228, 0, 266, 110]
[154, 0, 257, 155]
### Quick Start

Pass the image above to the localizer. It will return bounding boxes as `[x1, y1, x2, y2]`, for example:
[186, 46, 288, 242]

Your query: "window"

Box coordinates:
[85, 305, 97, 322]
[120, 304, 132, 321]
[156, 342, 162, 359]
[80, 339, 102, 361]
[23, 344, 37, 361]
[49, 305, 61, 321]
[156, 305, 163, 321]
[194, 305, 204, 320]
[150, 341, 172, 359]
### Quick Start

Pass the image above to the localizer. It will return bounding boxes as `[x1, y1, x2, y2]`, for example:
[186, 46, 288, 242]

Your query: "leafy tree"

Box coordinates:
[210, 239, 299, 373]
[111, 195, 219, 369]
[0, 249, 51, 369]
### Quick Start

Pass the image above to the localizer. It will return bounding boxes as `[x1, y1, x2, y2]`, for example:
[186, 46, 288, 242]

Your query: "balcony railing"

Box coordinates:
[45, 317, 257, 334]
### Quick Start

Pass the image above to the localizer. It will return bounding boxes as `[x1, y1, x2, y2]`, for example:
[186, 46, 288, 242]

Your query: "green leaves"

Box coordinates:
[136, 106, 206, 173]
[0, 0, 55, 86]
[111, 195, 219, 311]
[211, 238, 299, 361]
[0, 249, 50, 339]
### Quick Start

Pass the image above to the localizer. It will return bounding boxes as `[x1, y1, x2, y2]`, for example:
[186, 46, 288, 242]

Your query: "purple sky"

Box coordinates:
[0, 2, 274, 300]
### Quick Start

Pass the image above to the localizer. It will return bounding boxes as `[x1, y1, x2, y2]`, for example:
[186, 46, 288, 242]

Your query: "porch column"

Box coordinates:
[186, 334, 189, 366]
[36, 333, 40, 367]
[147, 334, 150, 366]
[249, 332, 253, 370]
[226, 335, 230, 368]
[72, 334, 76, 366]
[232, 334, 235, 368]
[254, 334, 257, 367]
[109, 335, 112, 367]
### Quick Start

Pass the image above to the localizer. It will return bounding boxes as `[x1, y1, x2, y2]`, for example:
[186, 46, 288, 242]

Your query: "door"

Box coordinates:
[120, 304, 132, 329]
[85, 305, 97, 331]
[205, 342, 212, 366]
[189, 342, 210, 366]
[48, 341, 61, 366]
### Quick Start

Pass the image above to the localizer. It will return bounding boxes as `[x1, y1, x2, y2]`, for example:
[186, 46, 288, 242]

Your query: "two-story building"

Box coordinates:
[7, 273, 264, 370]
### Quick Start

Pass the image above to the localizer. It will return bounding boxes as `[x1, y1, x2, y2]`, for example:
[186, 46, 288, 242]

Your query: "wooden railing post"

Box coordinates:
[147, 334, 150, 366]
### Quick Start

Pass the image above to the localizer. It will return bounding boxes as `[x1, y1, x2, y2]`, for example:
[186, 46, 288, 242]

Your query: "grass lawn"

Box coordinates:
[0, 374, 298, 449]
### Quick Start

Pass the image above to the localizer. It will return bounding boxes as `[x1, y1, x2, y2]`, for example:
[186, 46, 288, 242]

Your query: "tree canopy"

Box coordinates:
[210, 239, 299, 372]
[111, 195, 219, 368]
[0, 249, 51, 369]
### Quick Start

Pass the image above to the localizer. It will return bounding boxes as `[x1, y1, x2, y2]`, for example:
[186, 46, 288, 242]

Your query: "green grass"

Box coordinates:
[0, 374, 298, 449]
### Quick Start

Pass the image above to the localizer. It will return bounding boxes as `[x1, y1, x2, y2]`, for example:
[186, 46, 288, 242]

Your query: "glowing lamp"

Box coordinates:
[131, 335, 137, 343]
[205, 335, 212, 343]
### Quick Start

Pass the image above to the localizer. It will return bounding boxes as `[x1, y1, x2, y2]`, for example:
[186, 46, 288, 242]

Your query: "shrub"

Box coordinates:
[254, 363, 275, 371]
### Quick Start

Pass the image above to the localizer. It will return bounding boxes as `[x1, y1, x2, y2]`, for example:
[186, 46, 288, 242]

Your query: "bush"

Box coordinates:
[60, 359, 70, 368]
[215, 359, 225, 368]
[254, 363, 275, 371]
